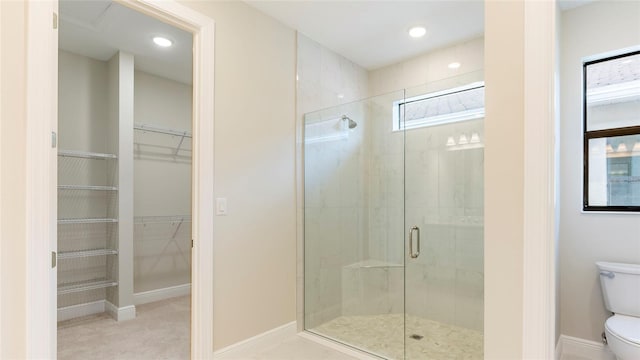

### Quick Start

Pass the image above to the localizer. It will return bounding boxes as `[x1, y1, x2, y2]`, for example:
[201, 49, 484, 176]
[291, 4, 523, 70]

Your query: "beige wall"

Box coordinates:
[559, 1, 640, 343]
[178, 0, 297, 350]
[0, 1, 28, 358]
[58, 51, 109, 154]
[485, 1, 525, 358]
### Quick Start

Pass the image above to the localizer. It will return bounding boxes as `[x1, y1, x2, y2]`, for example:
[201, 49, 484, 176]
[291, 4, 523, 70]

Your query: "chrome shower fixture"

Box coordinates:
[341, 115, 357, 129]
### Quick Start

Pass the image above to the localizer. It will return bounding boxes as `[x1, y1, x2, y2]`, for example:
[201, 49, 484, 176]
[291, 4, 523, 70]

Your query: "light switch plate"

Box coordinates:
[216, 197, 227, 216]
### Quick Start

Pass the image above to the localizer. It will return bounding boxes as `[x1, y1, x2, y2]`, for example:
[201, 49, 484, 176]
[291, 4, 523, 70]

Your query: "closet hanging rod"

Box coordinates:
[134, 123, 192, 138]
[134, 215, 192, 224]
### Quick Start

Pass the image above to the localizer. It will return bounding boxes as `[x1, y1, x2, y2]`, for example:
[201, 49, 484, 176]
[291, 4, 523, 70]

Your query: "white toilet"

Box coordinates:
[596, 262, 640, 360]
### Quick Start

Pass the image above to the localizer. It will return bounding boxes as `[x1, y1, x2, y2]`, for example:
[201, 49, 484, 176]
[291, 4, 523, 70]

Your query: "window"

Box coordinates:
[393, 82, 484, 131]
[584, 50, 640, 211]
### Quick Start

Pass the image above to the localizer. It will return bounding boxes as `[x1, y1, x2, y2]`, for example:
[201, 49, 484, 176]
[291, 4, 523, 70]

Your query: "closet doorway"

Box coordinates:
[53, 1, 203, 358]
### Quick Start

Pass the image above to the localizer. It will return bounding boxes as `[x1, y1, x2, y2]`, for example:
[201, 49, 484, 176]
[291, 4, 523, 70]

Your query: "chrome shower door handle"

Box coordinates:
[409, 226, 420, 259]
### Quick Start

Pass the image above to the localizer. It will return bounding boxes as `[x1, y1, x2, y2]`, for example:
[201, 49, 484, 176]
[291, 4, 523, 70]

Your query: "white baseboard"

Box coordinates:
[557, 334, 616, 360]
[213, 321, 296, 357]
[133, 283, 191, 305]
[556, 335, 564, 360]
[105, 300, 136, 322]
[57, 300, 105, 322]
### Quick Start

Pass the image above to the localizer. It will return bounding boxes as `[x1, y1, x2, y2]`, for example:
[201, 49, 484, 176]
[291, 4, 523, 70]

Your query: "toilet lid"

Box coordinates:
[606, 315, 640, 345]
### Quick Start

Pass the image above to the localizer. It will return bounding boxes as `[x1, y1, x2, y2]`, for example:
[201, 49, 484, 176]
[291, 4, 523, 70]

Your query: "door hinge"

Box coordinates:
[51, 251, 57, 268]
[191, 239, 194, 248]
[53, 12, 58, 29]
[51, 131, 57, 148]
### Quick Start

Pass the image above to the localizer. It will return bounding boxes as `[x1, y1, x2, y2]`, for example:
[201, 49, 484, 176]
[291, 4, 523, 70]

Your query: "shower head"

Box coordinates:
[341, 115, 357, 129]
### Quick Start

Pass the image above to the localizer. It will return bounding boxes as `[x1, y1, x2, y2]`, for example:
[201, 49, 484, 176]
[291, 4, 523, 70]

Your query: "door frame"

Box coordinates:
[25, 0, 215, 358]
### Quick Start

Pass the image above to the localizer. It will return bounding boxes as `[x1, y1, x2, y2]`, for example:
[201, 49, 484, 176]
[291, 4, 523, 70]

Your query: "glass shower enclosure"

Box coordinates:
[303, 73, 484, 359]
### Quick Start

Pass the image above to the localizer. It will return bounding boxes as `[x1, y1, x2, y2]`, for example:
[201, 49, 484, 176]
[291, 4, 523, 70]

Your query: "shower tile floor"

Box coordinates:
[312, 314, 483, 360]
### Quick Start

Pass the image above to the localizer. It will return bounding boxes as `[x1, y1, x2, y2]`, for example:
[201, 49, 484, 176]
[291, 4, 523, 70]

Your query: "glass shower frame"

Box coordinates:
[303, 72, 484, 360]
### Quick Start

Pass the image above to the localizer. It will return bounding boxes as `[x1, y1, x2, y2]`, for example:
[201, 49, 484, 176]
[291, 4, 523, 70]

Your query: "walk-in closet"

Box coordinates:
[56, 1, 193, 358]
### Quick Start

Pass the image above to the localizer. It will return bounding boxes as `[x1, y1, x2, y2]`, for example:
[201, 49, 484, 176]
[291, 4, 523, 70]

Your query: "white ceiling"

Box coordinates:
[245, 0, 485, 70]
[58, 0, 597, 84]
[59, 0, 192, 84]
[245, 0, 598, 71]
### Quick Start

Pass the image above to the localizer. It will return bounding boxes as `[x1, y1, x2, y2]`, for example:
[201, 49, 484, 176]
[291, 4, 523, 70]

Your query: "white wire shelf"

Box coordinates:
[58, 150, 117, 160]
[134, 123, 192, 156]
[58, 218, 118, 225]
[58, 279, 118, 295]
[58, 185, 118, 191]
[57, 249, 118, 260]
[134, 123, 192, 138]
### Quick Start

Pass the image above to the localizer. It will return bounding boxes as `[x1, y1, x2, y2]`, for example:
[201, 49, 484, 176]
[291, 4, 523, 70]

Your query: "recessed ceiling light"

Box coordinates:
[621, 59, 633, 64]
[153, 36, 173, 47]
[448, 62, 461, 69]
[408, 26, 427, 38]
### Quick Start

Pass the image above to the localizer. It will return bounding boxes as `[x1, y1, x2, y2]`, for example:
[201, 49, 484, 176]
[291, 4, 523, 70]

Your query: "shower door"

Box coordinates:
[303, 75, 484, 359]
[403, 79, 485, 359]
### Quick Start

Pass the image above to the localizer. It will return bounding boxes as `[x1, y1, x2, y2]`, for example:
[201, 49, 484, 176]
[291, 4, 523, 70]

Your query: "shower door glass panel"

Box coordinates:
[403, 75, 485, 359]
[304, 90, 405, 359]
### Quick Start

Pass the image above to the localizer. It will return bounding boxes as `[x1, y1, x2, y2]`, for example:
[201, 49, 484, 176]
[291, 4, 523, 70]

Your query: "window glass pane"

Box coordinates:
[588, 134, 640, 207]
[397, 84, 484, 130]
[586, 53, 640, 131]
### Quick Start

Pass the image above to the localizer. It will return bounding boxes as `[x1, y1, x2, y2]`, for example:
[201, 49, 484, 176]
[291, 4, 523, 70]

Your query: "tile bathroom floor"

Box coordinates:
[58, 295, 361, 360]
[59, 297, 481, 360]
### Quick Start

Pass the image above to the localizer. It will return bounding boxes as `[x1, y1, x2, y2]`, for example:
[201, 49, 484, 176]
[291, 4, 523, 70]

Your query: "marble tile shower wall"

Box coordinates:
[297, 33, 369, 329]
[297, 34, 368, 113]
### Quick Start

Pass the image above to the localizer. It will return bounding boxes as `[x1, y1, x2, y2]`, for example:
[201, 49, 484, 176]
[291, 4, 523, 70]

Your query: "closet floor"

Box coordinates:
[58, 295, 190, 360]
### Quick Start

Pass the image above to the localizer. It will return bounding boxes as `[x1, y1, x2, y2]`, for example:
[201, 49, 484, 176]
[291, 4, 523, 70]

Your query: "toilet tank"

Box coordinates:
[596, 262, 640, 317]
